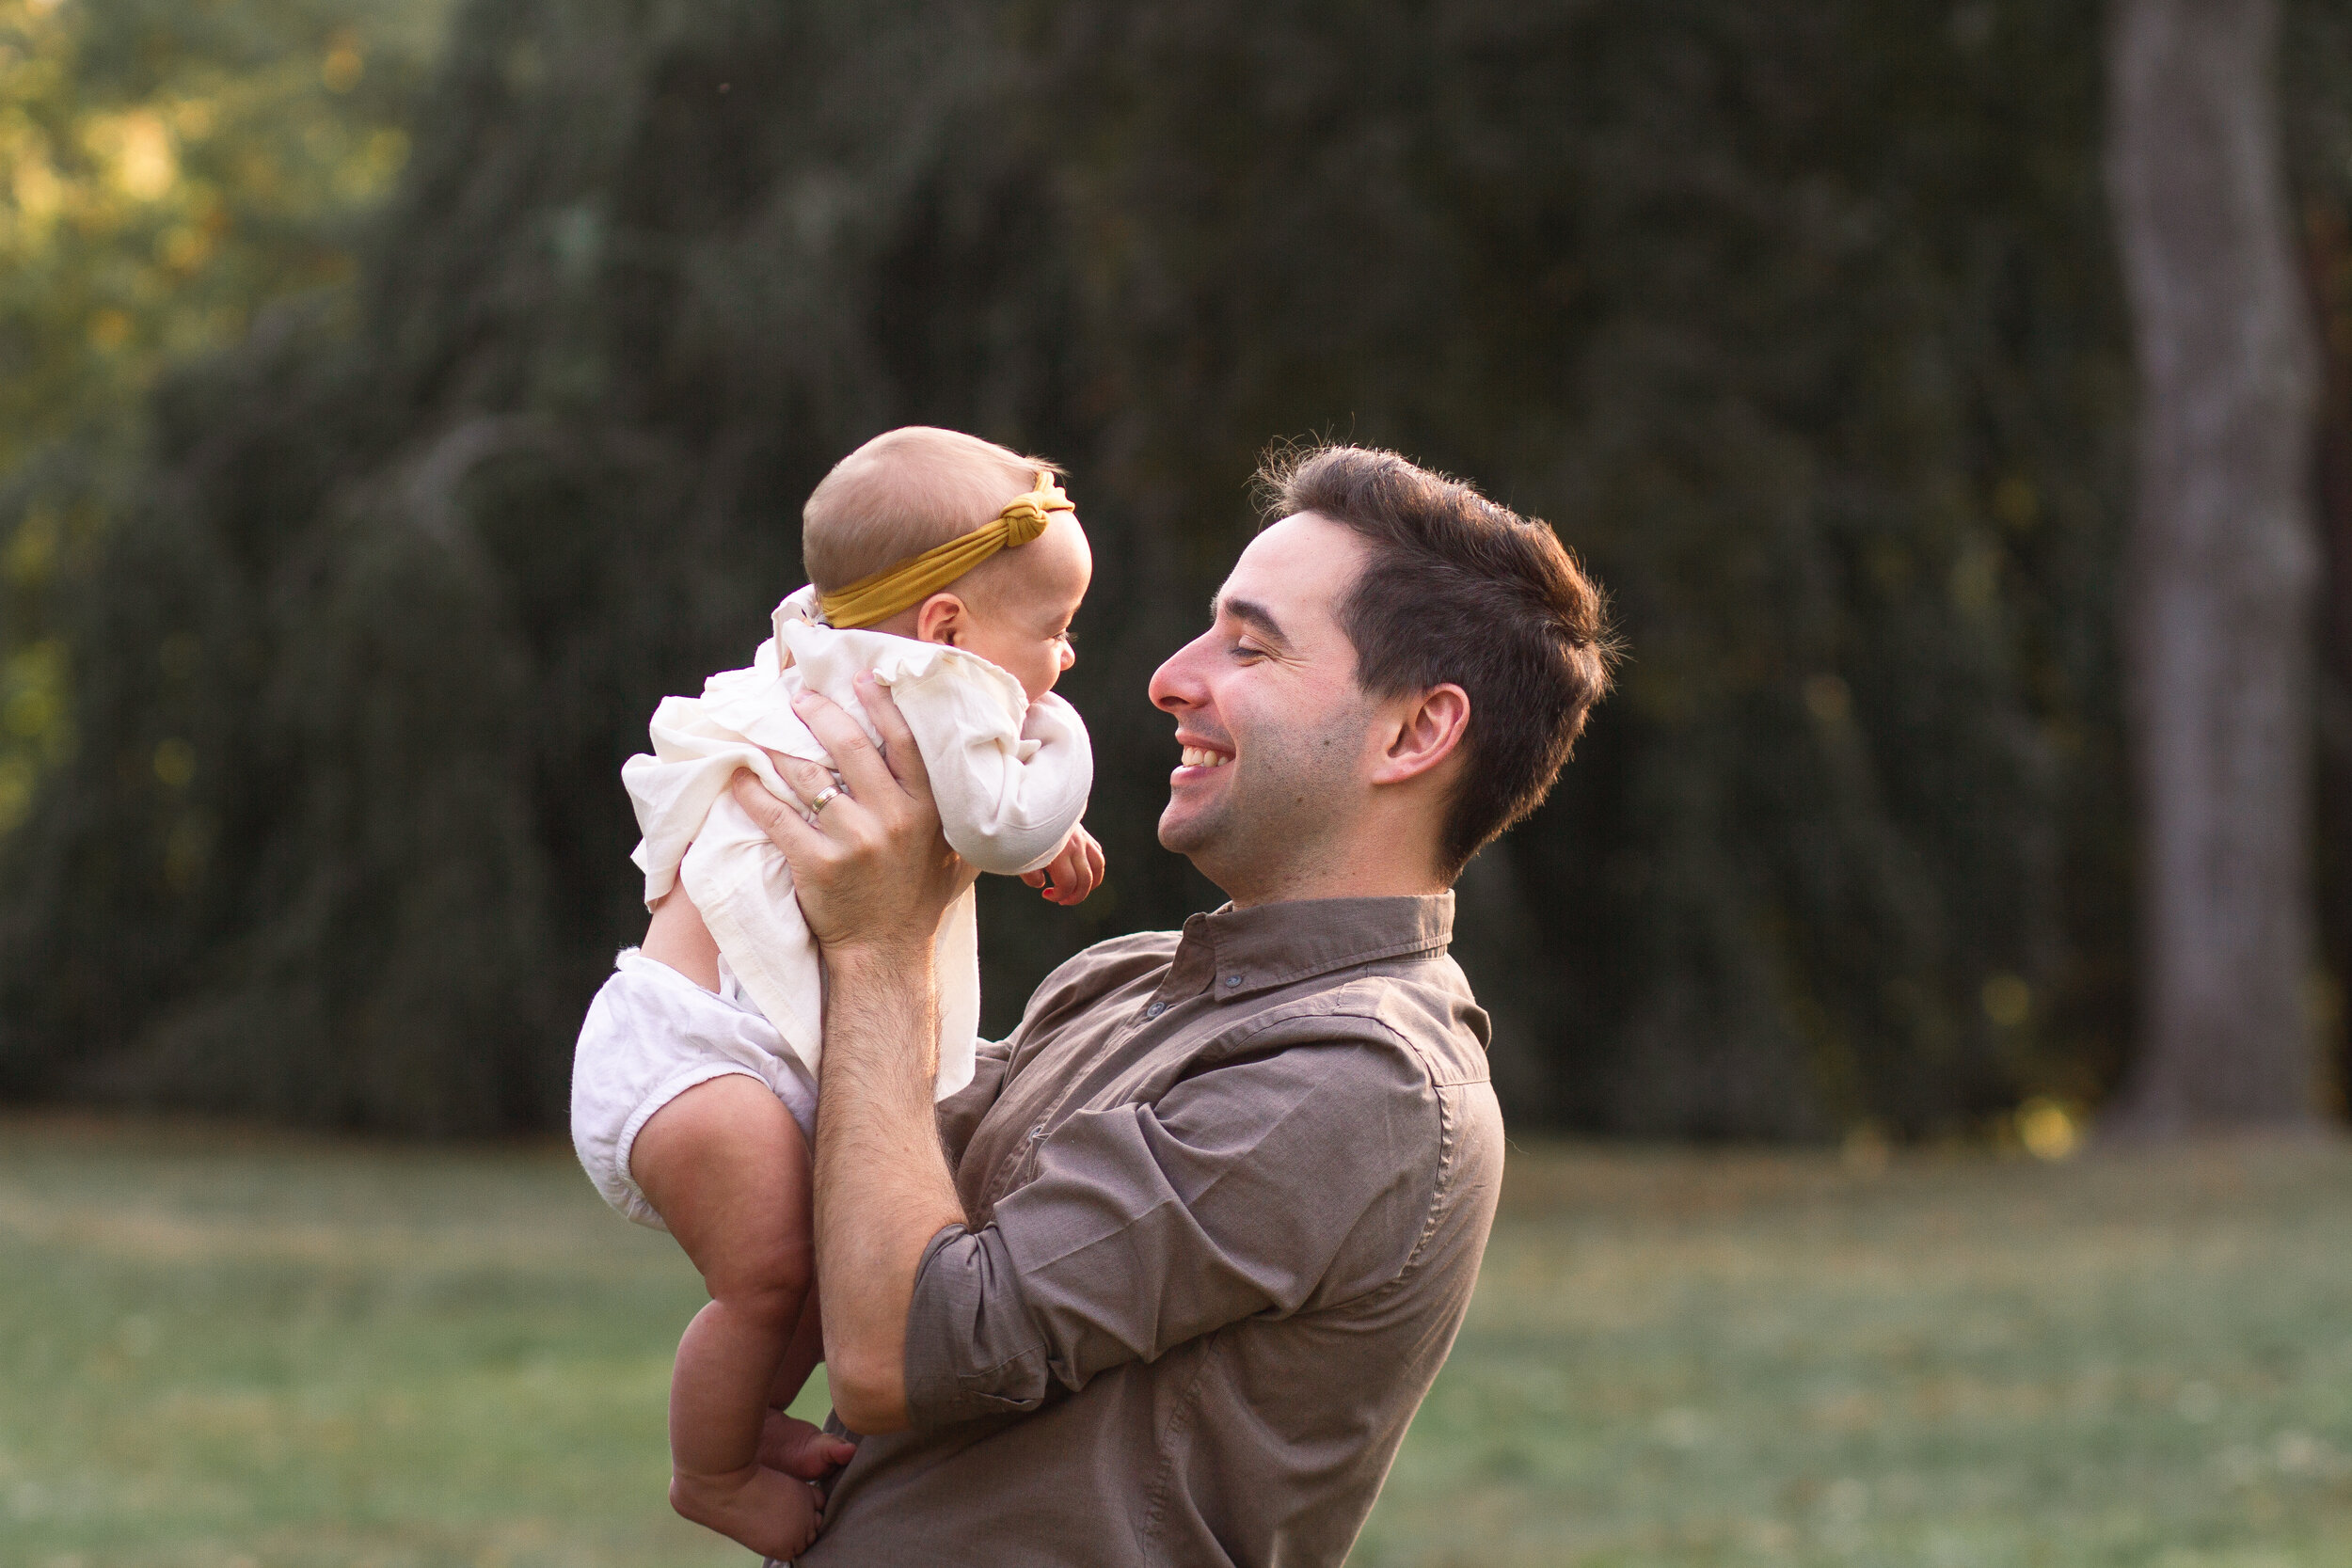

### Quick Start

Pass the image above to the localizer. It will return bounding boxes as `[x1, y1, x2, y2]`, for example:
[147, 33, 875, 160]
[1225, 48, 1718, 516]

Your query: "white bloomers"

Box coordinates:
[571, 950, 819, 1230]
[570, 584, 1093, 1227]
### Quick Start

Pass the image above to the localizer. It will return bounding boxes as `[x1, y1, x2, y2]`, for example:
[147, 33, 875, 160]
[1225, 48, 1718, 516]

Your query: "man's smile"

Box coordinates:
[1171, 732, 1235, 786]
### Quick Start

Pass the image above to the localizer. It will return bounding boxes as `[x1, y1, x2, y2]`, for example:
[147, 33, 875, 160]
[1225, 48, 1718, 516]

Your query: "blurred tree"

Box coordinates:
[2105, 0, 2322, 1133]
[0, 0, 1003, 1129]
[2287, 0, 2352, 1117]
[0, 0, 2258, 1141]
[1028, 0, 2133, 1135]
[0, 0, 449, 833]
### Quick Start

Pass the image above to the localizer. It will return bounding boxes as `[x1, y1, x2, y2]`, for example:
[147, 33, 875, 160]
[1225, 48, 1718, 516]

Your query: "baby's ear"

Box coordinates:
[914, 592, 965, 646]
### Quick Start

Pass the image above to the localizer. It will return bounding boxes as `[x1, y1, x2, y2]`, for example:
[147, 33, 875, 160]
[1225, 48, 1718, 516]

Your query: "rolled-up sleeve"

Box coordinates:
[902, 1031, 1433, 1428]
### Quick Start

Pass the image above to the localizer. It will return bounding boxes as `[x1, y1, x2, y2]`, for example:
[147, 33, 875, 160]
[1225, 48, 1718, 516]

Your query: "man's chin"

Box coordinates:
[1156, 798, 1218, 860]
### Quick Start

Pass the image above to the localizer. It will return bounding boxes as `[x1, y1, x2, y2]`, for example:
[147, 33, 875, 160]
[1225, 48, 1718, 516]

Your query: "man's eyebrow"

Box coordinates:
[1212, 594, 1290, 647]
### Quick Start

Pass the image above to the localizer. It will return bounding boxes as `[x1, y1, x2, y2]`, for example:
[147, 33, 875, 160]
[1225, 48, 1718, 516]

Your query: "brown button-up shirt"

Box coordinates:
[800, 894, 1504, 1567]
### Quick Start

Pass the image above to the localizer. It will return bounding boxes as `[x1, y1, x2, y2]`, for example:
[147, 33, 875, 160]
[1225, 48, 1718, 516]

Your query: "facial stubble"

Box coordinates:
[1160, 694, 1375, 902]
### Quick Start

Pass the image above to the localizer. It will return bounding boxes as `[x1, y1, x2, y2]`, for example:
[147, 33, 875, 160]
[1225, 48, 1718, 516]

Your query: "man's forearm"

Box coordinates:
[813, 942, 967, 1434]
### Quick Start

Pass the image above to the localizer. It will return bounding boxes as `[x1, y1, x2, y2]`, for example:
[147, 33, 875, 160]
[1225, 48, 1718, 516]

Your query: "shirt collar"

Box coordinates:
[1158, 893, 1455, 1005]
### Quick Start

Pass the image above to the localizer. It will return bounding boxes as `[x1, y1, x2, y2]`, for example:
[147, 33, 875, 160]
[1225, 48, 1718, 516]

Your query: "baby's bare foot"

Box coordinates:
[671, 1463, 824, 1560]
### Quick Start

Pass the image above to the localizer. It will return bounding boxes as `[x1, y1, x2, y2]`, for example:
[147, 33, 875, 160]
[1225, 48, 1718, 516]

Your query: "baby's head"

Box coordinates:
[804, 427, 1091, 702]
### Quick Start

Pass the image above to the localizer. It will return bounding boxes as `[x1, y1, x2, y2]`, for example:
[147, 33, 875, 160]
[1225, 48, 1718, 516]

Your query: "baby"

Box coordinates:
[570, 426, 1102, 1558]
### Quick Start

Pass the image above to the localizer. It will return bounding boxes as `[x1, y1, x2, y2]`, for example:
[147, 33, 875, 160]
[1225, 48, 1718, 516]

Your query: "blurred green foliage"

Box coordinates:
[0, 0, 435, 470]
[0, 0, 445, 837]
[0, 0, 2340, 1135]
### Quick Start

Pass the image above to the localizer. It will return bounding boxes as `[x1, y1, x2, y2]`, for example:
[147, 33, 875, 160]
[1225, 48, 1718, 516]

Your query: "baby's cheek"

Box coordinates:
[1025, 647, 1061, 698]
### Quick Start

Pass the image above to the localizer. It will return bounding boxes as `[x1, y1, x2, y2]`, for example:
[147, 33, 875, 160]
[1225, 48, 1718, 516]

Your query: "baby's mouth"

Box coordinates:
[1179, 746, 1232, 768]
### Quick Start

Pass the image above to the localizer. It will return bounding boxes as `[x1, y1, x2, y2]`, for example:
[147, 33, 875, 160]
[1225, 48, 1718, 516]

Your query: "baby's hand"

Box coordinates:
[1022, 823, 1104, 906]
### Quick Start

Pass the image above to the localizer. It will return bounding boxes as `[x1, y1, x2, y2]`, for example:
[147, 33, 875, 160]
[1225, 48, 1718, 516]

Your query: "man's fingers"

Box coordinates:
[730, 769, 824, 856]
[788, 689, 897, 802]
[785, 1446, 852, 1481]
[791, 681, 937, 816]
[775, 1432, 856, 1481]
[769, 751, 835, 808]
[855, 675, 937, 807]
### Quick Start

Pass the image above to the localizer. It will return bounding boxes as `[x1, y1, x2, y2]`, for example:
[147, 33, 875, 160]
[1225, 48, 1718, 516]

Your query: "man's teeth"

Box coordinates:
[1181, 747, 1231, 768]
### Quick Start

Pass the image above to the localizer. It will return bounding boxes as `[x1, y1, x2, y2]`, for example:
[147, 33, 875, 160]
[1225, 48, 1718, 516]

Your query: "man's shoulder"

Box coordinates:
[1009, 929, 1182, 1037]
[1057, 928, 1184, 987]
[1220, 952, 1491, 1088]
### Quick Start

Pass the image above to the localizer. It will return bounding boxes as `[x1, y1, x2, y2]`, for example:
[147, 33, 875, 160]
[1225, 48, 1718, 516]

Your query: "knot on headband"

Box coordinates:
[818, 470, 1073, 630]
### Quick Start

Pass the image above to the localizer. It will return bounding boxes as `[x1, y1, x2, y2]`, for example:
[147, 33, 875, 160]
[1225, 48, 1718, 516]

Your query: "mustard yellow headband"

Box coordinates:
[818, 470, 1075, 629]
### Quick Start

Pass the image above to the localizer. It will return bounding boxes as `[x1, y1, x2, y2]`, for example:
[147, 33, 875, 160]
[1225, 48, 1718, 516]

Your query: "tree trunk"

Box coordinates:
[2304, 199, 2352, 1116]
[2106, 0, 2322, 1134]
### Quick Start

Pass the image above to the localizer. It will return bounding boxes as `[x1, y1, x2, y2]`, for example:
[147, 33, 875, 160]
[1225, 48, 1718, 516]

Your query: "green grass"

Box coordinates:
[5, 1119, 2351, 1567]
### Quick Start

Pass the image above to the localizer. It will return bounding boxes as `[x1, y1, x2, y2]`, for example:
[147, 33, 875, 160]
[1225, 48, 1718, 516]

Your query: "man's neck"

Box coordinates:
[1215, 839, 1449, 910]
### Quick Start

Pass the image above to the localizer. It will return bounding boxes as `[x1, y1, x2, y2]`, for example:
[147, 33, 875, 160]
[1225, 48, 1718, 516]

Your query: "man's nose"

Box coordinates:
[1149, 634, 1210, 713]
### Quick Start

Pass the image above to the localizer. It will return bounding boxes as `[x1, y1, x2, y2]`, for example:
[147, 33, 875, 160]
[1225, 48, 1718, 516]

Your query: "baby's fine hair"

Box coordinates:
[803, 427, 1061, 594]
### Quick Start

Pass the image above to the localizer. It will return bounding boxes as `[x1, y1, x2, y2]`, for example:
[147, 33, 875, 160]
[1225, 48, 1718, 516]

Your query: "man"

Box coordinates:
[730, 444, 1613, 1564]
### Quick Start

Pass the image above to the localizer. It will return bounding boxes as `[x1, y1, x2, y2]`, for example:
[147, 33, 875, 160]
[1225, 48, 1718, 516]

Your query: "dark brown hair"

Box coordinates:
[1260, 443, 1616, 879]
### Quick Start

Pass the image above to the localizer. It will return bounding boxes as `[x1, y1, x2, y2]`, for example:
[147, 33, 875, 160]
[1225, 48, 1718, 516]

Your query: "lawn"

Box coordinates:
[4, 1117, 2349, 1567]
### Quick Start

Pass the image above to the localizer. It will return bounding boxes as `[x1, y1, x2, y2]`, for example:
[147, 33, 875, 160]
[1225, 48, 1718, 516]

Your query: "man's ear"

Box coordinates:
[913, 593, 967, 647]
[1372, 684, 1470, 785]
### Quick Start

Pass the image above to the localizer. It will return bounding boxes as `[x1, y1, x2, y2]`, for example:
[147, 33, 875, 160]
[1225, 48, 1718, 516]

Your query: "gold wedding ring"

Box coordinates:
[807, 784, 845, 816]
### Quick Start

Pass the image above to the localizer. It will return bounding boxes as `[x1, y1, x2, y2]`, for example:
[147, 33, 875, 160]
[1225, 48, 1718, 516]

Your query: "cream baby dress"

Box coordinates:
[570, 584, 1091, 1227]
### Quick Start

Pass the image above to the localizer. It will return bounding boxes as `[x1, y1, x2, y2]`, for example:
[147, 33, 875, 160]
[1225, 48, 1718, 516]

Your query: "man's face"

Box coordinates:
[1148, 513, 1379, 898]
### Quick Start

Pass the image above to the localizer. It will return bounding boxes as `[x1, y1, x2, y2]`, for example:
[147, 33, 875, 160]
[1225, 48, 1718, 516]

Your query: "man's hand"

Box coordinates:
[1022, 823, 1104, 906]
[725, 676, 973, 960]
[758, 1412, 857, 1481]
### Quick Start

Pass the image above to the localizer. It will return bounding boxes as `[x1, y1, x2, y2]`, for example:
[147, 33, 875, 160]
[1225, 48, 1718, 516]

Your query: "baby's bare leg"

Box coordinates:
[642, 884, 722, 990]
[632, 1073, 823, 1559]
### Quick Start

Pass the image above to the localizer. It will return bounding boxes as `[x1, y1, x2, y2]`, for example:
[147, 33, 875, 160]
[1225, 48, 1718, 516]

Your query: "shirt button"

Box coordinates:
[1027, 1123, 1046, 1142]
[1224, 975, 1242, 989]
[1145, 1002, 1166, 1019]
